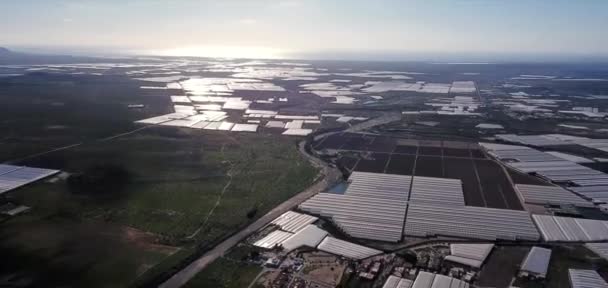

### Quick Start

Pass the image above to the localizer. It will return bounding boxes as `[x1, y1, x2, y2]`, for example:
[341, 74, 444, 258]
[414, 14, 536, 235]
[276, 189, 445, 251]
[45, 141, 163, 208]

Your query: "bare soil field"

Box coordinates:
[477, 246, 529, 288]
[315, 134, 529, 210]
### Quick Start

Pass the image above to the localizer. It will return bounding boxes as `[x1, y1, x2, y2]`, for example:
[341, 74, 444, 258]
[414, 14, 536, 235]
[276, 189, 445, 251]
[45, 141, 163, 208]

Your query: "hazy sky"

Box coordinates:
[2, 0, 607, 59]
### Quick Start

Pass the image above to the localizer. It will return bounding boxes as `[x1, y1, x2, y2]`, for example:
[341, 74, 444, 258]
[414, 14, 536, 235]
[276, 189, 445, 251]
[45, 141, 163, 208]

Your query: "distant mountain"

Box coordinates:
[0, 46, 116, 65]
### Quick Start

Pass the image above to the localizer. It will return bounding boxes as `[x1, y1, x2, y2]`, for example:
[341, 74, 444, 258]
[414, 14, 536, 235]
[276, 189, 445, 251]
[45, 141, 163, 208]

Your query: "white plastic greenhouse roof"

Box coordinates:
[282, 128, 313, 136]
[302, 170, 544, 242]
[568, 186, 608, 204]
[270, 211, 318, 233]
[346, 172, 412, 200]
[231, 123, 258, 132]
[444, 243, 494, 268]
[383, 275, 413, 288]
[253, 230, 293, 249]
[515, 184, 593, 207]
[412, 272, 469, 288]
[545, 151, 593, 163]
[494, 134, 568, 147]
[585, 243, 608, 261]
[569, 269, 608, 288]
[281, 224, 328, 251]
[316, 237, 381, 260]
[299, 172, 411, 242]
[444, 256, 483, 269]
[412, 272, 434, 288]
[404, 204, 539, 241]
[492, 134, 608, 155]
[520, 247, 552, 278]
[0, 164, 60, 194]
[481, 142, 608, 186]
[410, 176, 464, 206]
[533, 215, 608, 242]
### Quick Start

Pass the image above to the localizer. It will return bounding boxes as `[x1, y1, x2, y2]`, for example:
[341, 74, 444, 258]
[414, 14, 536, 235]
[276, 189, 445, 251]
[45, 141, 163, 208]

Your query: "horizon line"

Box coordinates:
[4, 45, 608, 64]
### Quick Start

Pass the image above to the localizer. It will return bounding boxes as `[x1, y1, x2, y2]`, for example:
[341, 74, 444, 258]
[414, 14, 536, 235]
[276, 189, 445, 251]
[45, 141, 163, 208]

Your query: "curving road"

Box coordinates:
[158, 113, 403, 288]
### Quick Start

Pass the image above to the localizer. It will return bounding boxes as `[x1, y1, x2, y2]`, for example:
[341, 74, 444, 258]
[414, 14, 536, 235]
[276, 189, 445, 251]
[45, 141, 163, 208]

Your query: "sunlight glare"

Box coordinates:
[149, 45, 286, 59]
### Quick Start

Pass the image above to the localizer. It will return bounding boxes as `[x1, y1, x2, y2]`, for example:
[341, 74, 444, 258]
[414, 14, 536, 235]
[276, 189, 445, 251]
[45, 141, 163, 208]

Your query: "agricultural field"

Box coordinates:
[182, 244, 265, 288]
[0, 213, 180, 287]
[475, 160, 522, 210]
[508, 169, 553, 186]
[183, 257, 262, 288]
[1, 128, 317, 287]
[3, 51, 608, 288]
[0, 74, 318, 287]
[0, 73, 173, 162]
[541, 245, 608, 288]
[17, 128, 317, 240]
[477, 245, 530, 288]
[314, 133, 526, 210]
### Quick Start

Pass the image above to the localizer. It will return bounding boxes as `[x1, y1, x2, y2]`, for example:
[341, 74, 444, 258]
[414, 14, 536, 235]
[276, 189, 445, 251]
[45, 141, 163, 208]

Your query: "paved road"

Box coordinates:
[159, 141, 341, 288]
[158, 114, 402, 288]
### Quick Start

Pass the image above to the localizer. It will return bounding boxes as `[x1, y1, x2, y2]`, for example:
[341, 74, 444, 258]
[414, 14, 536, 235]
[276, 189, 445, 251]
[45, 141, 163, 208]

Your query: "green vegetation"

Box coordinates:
[182, 258, 262, 288]
[131, 246, 196, 287]
[224, 244, 262, 262]
[0, 74, 318, 287]
[3, 128, 317, 287]
[0, 73, 171, 162]
[544, 245, 608, 288]
[0, 213, 178, 288]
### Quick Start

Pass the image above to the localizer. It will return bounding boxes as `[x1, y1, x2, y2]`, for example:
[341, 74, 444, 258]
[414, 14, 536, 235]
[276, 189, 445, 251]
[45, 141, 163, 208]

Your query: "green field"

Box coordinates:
[0, 73, 172, 162]
[1, 128, 317, 287]
[15, 128, 317, 242]
[0, 213, 179, 288]
[0, 75, 318, 287]
[182, 257, 263, 288]
[183, 244, 264, 288]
